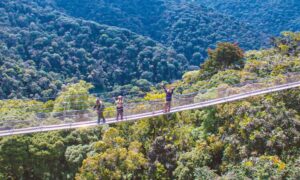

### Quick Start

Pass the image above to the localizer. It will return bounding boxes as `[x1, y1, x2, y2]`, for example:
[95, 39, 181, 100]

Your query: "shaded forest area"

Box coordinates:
[50, 0, 267, 64]
[195, 0, 300, 35]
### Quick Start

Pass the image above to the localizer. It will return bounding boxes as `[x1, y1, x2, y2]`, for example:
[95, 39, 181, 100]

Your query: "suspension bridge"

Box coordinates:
[1, 73, 300, 137]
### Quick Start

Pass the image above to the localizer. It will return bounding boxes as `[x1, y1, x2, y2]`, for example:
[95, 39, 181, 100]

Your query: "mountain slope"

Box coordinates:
[46, 0, 267, 65]
[195, 0, 300, 35]
[0, 0, 187, 99]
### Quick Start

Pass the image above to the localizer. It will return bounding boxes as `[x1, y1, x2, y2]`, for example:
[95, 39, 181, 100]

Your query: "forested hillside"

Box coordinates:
[195, 0, 300, 35]
[1, 33, 299, 179]
[0, 0, 300, 178]
[47, 0, 267, 64]
[0, 0, 187, 99]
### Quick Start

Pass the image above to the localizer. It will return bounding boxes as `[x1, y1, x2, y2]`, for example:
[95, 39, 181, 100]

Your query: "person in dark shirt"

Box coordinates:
[163, 85, 175, 113]
[94, 98, 106, 124]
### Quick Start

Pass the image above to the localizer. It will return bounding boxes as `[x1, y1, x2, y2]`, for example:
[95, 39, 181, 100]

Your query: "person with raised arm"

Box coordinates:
[163, 84, 175, 113]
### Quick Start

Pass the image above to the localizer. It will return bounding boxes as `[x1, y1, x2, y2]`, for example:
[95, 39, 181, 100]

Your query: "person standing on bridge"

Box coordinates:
[115, 96, 124, 121]
[94, 98, 106, 124]
[163, 84, 175, 113]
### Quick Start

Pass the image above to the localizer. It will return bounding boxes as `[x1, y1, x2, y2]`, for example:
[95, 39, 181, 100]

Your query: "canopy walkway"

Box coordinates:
[1, 73, 300, 137]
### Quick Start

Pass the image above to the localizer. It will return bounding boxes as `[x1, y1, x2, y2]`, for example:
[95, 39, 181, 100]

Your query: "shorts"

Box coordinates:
[117, 107, 123, 112]
[166, 101, 171, 106]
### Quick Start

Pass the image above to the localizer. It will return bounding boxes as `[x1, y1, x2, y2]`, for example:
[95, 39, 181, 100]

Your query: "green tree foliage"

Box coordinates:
[65, 144, 90, 172]
[46, 0, 266, 65]
[148, 136, 177, 178]
[273, 31, 300, 56]
[225, 155, 289, 179]
[53, 81, 94, 112]
[194, 0, 300, 36]
[0, 136, 31, 178]
[199, 42, 244, 80]
[0, 21, 300, 180]
[0, 0, 187, 99]
[0, 132, 66, 179]
[76, 128, 147, 179]
[208, 43, 244, 68]
[0, 128, 103, 179]
[174, 142, 212, 179]
[27, 132, 65, 178]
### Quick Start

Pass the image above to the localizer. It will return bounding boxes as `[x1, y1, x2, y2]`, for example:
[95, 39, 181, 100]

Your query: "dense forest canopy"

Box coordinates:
[44, 0, 267, 64]
[1, 0, 299, 99]
[195, 0, 300, 35]
[0, 0, 300, 178]
[0, 33, 300, 179]
[0, 0, 187, 99]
